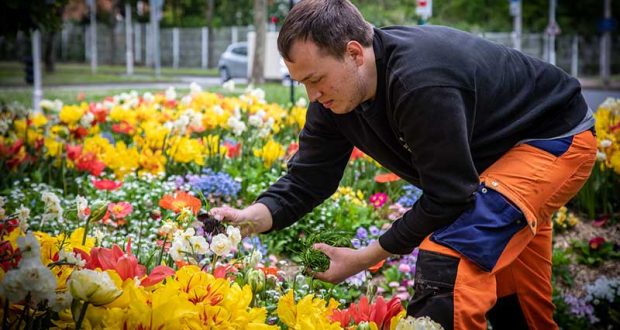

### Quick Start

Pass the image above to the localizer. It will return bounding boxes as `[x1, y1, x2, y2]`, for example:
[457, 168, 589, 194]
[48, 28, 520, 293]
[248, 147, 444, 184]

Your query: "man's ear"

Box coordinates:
[346, 40, 365, 65]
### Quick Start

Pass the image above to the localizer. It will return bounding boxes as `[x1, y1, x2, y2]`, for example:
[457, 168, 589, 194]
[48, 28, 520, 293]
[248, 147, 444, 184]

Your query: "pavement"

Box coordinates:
[578, 77, 620, 91]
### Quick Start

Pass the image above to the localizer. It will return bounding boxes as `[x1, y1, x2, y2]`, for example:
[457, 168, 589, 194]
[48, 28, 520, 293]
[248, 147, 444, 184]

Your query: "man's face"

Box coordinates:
[284, 40, 367, 114]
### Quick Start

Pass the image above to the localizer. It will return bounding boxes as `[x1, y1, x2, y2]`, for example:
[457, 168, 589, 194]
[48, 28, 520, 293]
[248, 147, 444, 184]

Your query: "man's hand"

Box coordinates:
[312, 240, 392, 284]
[209, 203, 273, 236]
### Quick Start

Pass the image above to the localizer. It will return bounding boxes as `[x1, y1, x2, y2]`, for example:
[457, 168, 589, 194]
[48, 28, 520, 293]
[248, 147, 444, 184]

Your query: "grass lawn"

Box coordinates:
[0, 82, 307, 108]
[0, 62, 218, 87]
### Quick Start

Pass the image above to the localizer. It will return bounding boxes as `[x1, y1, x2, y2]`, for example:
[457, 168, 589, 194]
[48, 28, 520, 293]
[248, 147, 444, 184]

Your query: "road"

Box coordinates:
[582, 88, 620, 110]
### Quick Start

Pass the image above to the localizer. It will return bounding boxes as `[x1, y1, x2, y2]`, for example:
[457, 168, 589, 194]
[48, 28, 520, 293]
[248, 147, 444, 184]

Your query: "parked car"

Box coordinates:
[218, 42, 248, 82]
[218, 41, 291, 83]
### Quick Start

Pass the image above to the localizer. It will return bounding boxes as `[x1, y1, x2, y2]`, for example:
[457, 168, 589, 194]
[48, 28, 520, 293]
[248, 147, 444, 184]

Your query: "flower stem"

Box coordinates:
[2, 298, 9, 330]
[81, 216, 90, 245]
[156, 235, 168, 266]
[75, 301, 90, 330]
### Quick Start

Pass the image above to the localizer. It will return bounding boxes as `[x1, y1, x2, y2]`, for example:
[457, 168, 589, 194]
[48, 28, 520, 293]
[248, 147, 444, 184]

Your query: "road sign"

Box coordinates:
[597, 18, 618, 33]
[416, 0, 432, 19]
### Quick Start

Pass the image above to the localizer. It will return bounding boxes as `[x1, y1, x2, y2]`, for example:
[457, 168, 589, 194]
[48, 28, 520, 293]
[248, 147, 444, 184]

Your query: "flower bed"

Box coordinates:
[0, 85, 618, 329]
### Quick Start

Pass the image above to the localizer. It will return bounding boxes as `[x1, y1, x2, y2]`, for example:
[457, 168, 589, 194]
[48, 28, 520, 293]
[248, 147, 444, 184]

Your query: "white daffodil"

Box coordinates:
[600, 139, 612, 148]
[165, 86, 177, 101]
[222, 79, 235, 92]
[17, 231, 41, 260]
[396, 316, 445, 330]
[16, 204, 30, 232]
[296, 97, 308, 108]
[210, 234, 232, 256]
[188, 235, 209, 255]
[226, 226, 242, 247]
[189, 82, 203, 94]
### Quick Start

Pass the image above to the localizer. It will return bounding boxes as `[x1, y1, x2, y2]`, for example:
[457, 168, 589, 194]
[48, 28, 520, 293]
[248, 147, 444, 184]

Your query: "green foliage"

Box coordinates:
[0, 0, 69, 37]
[552, 247, 574, 287]
[299, 231, 353, 274]
[570, 238, 620, 267]
[573, 165, 620, 220]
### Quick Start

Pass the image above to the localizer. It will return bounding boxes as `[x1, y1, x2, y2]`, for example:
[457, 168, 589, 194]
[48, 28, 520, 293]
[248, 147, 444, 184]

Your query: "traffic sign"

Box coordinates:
[416, 0, 432, 19]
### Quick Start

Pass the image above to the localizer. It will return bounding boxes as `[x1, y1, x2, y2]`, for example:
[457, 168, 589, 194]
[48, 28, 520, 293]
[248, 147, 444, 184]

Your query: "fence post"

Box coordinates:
[32, 30, 42, 112]
[173, 27, 179, 69]
[134, 23, 141, 63]
[125, 3, 134, 75]
[88, 0, 97, 74]
[201, 27, 208, 69]
[61, 23, 69, 61]
[232, 26, 238, 44]
[571, 35, 579, 78]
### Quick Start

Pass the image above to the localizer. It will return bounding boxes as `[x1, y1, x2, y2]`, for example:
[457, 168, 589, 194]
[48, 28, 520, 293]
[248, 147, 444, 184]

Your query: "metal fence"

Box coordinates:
[0, 23, 618, 77]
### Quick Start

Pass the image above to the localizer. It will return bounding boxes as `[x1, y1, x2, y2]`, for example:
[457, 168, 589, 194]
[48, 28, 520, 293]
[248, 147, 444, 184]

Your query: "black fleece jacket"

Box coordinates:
[256, 25, 588, 255]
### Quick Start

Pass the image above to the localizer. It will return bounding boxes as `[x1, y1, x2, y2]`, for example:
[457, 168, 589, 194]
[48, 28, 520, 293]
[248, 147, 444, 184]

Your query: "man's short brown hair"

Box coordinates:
[277, 0, 373, 61]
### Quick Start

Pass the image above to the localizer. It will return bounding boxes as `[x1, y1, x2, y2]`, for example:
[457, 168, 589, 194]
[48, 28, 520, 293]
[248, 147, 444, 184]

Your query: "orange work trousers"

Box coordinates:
[407, 129, 597, 330]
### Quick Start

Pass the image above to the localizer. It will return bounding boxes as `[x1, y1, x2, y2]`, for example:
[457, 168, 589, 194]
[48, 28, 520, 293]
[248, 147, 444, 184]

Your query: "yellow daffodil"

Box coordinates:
[253, 139, 285, 168]
[288, 105, 307, 130]
[44, 136, 63, 157]
[30, 112, 48, 128]
[59, 104, 85, 125]
[168, 136, 205, 165]
[56, 227, 96, 253]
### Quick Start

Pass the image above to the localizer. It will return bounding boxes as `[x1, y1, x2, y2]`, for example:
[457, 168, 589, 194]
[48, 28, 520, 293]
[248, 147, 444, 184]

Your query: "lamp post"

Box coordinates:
[87, 0, 97, 74]
[545, 0, 560, 65]
[510, 0, 522, 51]
[600, 0, 613, 86]
[288, 0, 296, 106]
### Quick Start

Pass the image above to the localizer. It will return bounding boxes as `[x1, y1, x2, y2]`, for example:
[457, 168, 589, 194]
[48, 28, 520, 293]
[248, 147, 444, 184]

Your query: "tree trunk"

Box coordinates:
[206, 0, 214, 67]
[44, 31, 56, 73]
[251, 0, 267, 84]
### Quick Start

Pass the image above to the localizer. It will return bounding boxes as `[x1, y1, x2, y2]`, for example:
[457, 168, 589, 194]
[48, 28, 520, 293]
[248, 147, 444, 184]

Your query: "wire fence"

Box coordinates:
[0, 22, 618, 77]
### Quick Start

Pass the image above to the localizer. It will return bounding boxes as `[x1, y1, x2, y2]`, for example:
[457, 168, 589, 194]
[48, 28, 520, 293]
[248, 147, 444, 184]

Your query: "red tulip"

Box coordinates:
[86, 241, 146, 281]
[140, 265, 175, 287]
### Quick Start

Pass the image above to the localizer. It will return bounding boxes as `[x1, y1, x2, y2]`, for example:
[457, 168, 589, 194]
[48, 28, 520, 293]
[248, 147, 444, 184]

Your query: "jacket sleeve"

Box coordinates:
[379, 86, 480, 254]
[256, 103, 353, 231]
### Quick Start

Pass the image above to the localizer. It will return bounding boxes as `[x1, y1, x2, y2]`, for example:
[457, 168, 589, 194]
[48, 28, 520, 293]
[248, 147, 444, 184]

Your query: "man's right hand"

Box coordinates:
[209, 203, 273, 236]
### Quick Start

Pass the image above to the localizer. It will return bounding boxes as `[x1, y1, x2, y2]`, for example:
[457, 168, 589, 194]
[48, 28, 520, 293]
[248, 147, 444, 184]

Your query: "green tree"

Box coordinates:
[0, 0, 69, 37]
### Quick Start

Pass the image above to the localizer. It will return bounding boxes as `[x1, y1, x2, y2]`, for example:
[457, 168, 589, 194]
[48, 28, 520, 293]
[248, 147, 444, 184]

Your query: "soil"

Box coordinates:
[553, 217, 620, 297]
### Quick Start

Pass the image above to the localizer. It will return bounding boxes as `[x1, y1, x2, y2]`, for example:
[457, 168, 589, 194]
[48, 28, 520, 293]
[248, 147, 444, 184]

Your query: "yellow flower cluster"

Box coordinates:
[277, 290, 341, 330]
[49, 265, 278, 329]
[552, 206, 579, 231]
[331, 186, 366, 206]
[4, 87, 303, 179]
[594, 98, 620, 174]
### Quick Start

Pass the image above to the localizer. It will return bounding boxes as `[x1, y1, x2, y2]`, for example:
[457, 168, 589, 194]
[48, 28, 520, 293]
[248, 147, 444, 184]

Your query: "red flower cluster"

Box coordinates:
[369, 192, 389, 208]
[66, 144, 105, 177]
[330, 295, 403, 329]
[92, 179, 123, 191]
[223, 141, 241, 158]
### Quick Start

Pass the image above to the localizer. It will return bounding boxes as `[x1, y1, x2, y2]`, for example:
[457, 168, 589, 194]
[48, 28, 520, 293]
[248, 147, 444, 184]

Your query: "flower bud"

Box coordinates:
[88, 202, 108, 223]
[247, 269, 265, 292]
